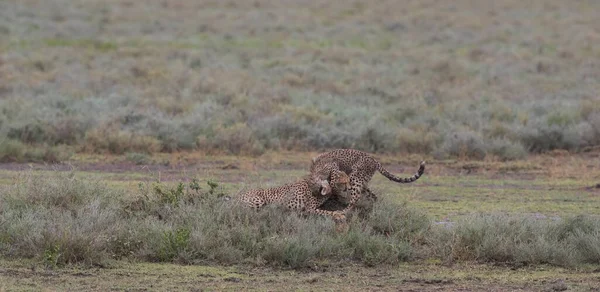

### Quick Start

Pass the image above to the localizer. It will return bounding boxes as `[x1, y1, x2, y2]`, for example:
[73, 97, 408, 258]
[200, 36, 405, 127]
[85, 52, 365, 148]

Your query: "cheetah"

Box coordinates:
[310, 149, 425, 214]
[236, 170, 350, 221]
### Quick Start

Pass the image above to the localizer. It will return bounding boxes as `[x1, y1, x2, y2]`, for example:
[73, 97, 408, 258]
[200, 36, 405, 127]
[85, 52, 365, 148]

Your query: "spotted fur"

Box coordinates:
[310, 149, 425, 214]
[237, 171, 350, 221]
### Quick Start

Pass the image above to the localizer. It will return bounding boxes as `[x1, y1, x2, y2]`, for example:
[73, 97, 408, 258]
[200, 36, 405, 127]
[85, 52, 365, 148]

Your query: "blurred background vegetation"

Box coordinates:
[1, 0, 599, 162]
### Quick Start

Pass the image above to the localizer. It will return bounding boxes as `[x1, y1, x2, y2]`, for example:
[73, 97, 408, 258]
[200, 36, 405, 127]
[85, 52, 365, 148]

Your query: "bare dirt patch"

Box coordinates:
[1, 261, 598, 292]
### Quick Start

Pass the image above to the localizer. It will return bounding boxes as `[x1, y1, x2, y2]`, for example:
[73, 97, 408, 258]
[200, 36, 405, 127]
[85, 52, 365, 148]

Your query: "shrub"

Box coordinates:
[582, 112, 600, 146]
[343, 230, 412, 266]
[487, 138, 528, 161]
[354, 121, 397, 153]
[83, 127, 162, 154]
[0, 172, 122, 266]
[196, 123, 265, 155]
[515, 120, 581, 153]
[158, 227, 192, 262]
[0, 140, 72, 163]
[1, 93, 599, 159]
[0, 139, 24, 162]
[395, 128, 436, 154]
[435, 131, 487, 160]
[366, 201, 430, 241]
[125, 152, 151, 165]
[428, 213, 600, 267]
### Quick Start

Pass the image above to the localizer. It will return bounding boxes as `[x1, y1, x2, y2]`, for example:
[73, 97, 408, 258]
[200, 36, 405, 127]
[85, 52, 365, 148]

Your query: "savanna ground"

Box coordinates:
[1, 0, 600, 291]
[1, 152, 600, 291]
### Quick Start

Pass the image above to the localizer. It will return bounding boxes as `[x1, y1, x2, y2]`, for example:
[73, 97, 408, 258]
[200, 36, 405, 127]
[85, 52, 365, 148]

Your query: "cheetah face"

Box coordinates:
[333, 171, 350, 194]
[331, 171, 352, 203]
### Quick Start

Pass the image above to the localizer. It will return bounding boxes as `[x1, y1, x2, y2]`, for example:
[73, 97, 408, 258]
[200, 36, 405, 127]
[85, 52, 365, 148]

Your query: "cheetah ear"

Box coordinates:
[311, 156, 317, 164]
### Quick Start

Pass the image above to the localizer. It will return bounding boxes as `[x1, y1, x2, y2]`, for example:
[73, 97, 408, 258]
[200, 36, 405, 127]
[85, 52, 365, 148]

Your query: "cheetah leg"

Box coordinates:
[305, 206, 344, 218]
[339, 159, 376, 214]
[363, 187, 377, 201]
[312, 208, 348, 232]
[303, 200, 346, 222]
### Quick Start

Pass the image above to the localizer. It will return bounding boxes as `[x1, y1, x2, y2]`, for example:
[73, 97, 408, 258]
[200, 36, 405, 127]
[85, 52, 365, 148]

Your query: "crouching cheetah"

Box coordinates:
[310, 149, 425, 214]
[236, 170, 350, 222]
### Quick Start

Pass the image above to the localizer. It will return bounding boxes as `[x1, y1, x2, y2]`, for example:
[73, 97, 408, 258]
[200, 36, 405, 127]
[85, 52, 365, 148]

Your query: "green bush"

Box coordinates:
[158, 227, 192, 262]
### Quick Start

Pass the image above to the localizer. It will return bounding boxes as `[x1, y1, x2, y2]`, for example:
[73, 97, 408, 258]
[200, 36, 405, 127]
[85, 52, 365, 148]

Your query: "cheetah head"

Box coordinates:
[332, 171, 350, 194]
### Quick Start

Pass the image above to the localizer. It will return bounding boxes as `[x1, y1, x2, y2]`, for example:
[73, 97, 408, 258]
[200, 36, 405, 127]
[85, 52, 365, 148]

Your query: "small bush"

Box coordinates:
[395, 128, 436, 154]
[435, 131, 487, 160]
[343, 230, 412, 266]
[0, 139, 24, 162]
[125, 152, 151, 165]
[0, 140, 72, 163]
[366, 201, 430, 241]
[106, 229, 144, 260]
[354, 121, 397, 153]
[515, 120, 581, 153]
[6, 122, 54, 144]
[158, 227, 192, 262]
[0, 172, 122, 266]
[487, 139, 528, 161]
[4, 172, 111, 212]
[42, 245, 62, 268]
[196, 123, 265, 155]
[429, 214, 600, 267]
[83, 127, 162, 154]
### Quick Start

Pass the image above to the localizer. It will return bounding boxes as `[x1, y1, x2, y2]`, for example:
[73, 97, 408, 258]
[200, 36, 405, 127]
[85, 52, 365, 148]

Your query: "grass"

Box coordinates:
[1, 0, 599, 161]
[2, 259, 599, 291]
[1, 153, 599, 269]
[0, 152, 599, 290]
[2, 0, 600, 289]
[0, 170, 427, 268]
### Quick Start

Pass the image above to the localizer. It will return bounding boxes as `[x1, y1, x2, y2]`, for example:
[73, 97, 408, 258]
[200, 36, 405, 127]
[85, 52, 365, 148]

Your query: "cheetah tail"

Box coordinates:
[377, 161, 425, 183]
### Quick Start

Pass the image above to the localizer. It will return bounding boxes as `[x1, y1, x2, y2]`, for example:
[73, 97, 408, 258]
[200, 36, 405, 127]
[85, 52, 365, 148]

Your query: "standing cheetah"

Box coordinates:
[236, 170, 350, 221]
[310, 149, 425, 214]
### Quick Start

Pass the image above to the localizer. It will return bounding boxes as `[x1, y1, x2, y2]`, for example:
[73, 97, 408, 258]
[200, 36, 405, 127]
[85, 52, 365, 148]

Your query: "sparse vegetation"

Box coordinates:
[0, 139, 72, 163]
[1, 171, 599, 269]
[429, 214, 600, 267]
[1, 0, 600, 289]
[0, 0, 599, 161]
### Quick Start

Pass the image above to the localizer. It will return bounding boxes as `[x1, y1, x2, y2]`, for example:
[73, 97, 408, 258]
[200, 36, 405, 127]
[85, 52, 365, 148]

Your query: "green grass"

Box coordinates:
[1, 157, 598, 221]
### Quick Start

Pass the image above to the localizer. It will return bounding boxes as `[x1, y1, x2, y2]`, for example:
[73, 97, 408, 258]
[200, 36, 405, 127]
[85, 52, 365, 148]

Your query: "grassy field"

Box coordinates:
[1, 259, 599, 291]
[1, 0, 600, 160]
[1, 152, 600, 291]
[2, 0, 600, 290]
